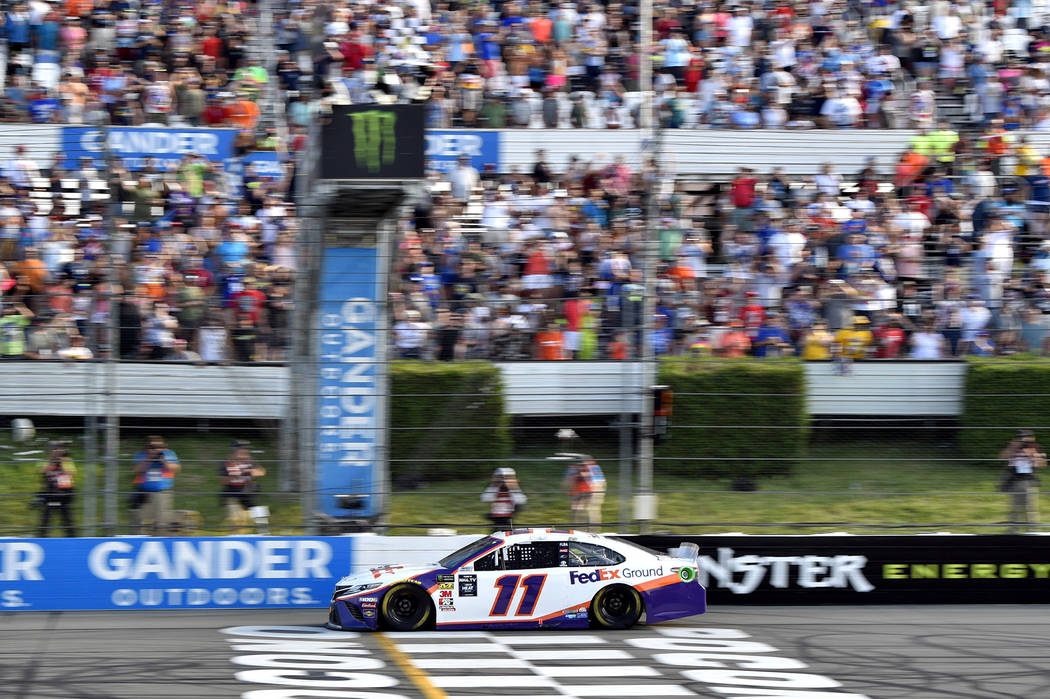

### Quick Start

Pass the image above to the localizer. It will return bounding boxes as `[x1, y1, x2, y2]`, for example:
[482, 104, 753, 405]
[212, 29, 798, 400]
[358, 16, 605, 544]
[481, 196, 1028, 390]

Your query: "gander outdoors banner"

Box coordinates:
[0, 537, 351, 611]
[316, 248, 382, 519]
[61, 126, 237, 172]
[425, 130, 500, 174]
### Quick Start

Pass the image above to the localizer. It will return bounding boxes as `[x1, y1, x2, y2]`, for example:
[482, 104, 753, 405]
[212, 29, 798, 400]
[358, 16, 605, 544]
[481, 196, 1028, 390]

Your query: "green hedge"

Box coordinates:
[959, 357, 1050, 463]
[656, 359, 807, 477]
[390, 362, 512, 482]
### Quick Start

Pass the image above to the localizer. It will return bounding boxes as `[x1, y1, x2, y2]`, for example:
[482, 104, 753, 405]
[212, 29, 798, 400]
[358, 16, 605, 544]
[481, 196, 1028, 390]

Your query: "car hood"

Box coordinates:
[334, 564, 440, 595]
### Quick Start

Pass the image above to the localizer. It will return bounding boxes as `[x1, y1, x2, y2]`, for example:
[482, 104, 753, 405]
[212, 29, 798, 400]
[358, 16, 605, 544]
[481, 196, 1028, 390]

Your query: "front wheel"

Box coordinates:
[590, 584, 642, 629]
[380, 583, 433, 631]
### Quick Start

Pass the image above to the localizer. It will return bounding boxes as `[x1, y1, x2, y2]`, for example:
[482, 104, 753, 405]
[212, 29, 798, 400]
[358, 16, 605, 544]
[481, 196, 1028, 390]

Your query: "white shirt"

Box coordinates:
[911, 331, 943, 359]
[959, 304, 991, 340]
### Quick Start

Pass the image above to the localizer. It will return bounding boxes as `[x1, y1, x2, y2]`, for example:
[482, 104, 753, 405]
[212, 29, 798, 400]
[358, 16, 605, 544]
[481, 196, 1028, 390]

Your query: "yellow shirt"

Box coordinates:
[801, 330, 833, 360]
[835, 329, 873, 359]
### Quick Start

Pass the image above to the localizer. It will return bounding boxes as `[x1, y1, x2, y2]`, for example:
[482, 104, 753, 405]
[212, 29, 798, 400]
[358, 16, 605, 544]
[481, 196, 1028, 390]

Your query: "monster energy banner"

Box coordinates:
[320, 104, 425, 180]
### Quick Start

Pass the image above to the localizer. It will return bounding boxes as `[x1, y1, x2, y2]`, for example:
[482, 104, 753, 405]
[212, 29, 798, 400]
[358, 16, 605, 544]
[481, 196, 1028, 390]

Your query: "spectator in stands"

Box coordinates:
[0, 302, 33, 358]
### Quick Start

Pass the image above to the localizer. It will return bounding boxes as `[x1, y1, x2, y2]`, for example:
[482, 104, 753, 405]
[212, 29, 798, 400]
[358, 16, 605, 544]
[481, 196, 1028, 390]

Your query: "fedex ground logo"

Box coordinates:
[570, 566, 663, 584]
[570, 569, 621, 584]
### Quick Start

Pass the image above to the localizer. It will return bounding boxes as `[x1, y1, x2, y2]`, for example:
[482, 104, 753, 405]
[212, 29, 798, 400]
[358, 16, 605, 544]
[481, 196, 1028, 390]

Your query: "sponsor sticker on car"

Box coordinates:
[458, 574, 477, 596]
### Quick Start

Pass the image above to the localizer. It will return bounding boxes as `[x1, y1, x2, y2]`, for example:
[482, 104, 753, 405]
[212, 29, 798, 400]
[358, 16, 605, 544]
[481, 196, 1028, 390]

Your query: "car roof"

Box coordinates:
[492, 528, 610, 544]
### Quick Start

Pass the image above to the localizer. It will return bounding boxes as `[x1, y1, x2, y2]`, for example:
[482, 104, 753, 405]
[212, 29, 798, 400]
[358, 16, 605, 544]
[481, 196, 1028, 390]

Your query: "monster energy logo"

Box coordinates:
[350, 110, 397, 173]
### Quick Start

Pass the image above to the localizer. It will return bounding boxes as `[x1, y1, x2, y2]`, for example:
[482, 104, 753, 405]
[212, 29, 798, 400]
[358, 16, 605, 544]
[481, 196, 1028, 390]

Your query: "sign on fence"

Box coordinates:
[626, 535, 1050, 604]
[0, 537, 351, 611]
[425, 130, 500, 174]
[61, 126, 237, 171]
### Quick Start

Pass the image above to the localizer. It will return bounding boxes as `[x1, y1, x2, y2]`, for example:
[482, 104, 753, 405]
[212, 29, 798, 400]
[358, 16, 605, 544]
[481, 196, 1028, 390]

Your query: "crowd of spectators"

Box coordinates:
[8, 0, 1046, 131]
[0, 147, 295, 362]
[393, 143, 1050, 361]
[302, 0, 1050, 131]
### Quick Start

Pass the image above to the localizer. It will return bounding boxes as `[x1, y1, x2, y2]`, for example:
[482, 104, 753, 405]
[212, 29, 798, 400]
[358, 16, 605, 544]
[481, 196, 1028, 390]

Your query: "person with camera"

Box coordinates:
[219, 440, 267, 533]
[36, 442, 76, 537]
[999, 430, 1047, 532]
[132, 436, 180, 535]
[480, 467, 527, 529]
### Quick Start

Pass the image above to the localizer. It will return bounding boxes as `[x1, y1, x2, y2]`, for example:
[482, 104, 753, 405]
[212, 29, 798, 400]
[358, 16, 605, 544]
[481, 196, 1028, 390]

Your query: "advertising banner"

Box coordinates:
[0, 537, 352, 611]
[625, 535, 1050, 604]
[425, 130, 500, 174]
[320, 104, 425, 179]
[61, 126, 237, 172]
[316, 248, 382, 519]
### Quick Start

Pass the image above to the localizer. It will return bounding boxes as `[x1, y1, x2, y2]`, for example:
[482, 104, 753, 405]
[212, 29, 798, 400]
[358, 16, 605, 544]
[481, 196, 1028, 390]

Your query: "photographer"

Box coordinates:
[999, 430, 1047, 532]
[480, 467, 527, 529]
[36, 442, 76, 537]
[132, 436, 180, 535]
[219, 440, 267, 533]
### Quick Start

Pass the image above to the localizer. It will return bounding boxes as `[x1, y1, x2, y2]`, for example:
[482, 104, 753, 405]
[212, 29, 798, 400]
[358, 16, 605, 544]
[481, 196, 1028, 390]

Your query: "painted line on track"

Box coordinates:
[375, 632, 448, 699]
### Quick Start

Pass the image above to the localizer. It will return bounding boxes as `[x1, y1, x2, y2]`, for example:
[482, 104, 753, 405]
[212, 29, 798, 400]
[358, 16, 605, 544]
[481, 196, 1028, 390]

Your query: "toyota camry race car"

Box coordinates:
[327, 528, 706, 631]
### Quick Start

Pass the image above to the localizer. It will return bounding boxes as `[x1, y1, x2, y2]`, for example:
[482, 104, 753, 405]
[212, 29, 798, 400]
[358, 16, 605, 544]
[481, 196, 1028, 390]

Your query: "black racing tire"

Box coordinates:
[590, 584, 643, 629]
[380, 583, 433, 631]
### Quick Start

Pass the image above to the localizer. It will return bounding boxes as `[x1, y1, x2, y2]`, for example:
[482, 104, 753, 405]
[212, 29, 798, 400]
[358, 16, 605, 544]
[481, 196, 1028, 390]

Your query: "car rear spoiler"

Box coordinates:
[667, 542, 699, 562]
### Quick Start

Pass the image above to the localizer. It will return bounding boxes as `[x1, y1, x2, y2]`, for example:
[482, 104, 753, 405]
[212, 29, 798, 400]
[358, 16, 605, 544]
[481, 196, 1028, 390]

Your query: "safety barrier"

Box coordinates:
[0, 537, 351, 611]
[5, 532, 1046, 611]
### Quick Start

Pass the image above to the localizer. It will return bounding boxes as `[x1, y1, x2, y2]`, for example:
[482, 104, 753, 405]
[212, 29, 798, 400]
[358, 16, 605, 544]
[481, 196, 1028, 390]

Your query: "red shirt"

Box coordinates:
[340, 41, 371, 71]
[202, 36, 223, 60]
[730, 177, 757, 208]
[524, 250, 549, 276]
[202, 103, 230, 126]
[740, 303, 766, 330]
[232, 288, 266, 324]
[874, 327, 906, 358]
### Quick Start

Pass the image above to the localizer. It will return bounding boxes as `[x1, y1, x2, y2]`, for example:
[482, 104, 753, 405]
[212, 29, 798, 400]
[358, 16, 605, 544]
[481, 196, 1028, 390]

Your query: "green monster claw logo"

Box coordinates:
[350, 110, 397, 173]
[679, 567, 696, 583]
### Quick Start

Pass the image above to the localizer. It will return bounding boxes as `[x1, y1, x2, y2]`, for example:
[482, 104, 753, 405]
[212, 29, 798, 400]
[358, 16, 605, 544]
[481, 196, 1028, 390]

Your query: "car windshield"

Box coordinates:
[438, 536, 500, 569]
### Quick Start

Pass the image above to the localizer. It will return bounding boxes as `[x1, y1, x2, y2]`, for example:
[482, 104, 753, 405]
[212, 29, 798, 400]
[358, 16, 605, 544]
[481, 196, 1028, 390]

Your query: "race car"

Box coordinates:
[327, 528, 706, 631]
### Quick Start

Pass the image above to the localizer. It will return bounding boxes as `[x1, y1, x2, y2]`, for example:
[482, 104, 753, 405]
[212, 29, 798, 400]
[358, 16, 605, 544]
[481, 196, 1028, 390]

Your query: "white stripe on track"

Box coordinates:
[491, 634, 608, 645]
[431, 674, 555, 688]
[517, 649, 634, 661]
[541, 665, 660, 678]
[412, 657, 527, 670]
[567, 684, 697, 696]
[395, 642, 502, 654]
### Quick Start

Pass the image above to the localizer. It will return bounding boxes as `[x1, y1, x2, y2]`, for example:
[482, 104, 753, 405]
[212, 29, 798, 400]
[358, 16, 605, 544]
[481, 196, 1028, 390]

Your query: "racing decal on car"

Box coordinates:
[569, 566, 664, 584]
[437, 574, 454, 591]
[458, 574, 477, 596]
[369, 565, 404, 579]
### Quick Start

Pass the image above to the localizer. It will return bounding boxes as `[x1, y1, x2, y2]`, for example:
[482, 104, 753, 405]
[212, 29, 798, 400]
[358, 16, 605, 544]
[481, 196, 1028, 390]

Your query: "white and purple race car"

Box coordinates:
[327, 528, 706, 631]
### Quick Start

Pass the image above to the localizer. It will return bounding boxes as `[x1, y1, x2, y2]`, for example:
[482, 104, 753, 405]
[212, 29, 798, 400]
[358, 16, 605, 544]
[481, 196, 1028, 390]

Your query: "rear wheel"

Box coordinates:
[380, 584, 433, 631]
[590, 584, 642, 629]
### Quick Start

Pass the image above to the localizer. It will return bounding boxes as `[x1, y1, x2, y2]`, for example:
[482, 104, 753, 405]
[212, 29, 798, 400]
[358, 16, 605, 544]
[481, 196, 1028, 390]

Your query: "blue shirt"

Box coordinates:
[753, 326, 791, 357]
[134, 448, 179, 491]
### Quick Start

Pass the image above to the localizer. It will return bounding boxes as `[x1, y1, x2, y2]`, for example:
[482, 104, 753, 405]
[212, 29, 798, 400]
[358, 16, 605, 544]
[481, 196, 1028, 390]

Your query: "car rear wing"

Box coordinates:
[667, 542, 699, 562]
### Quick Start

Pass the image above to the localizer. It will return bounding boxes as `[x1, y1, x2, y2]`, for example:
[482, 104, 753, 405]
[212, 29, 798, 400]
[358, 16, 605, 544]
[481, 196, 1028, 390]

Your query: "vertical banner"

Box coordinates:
[316, 248, 381, 519]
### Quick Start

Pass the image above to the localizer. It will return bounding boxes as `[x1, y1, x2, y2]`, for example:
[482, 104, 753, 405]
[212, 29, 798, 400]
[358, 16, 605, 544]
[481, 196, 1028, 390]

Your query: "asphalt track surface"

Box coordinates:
[2, 606, 1048, 699]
